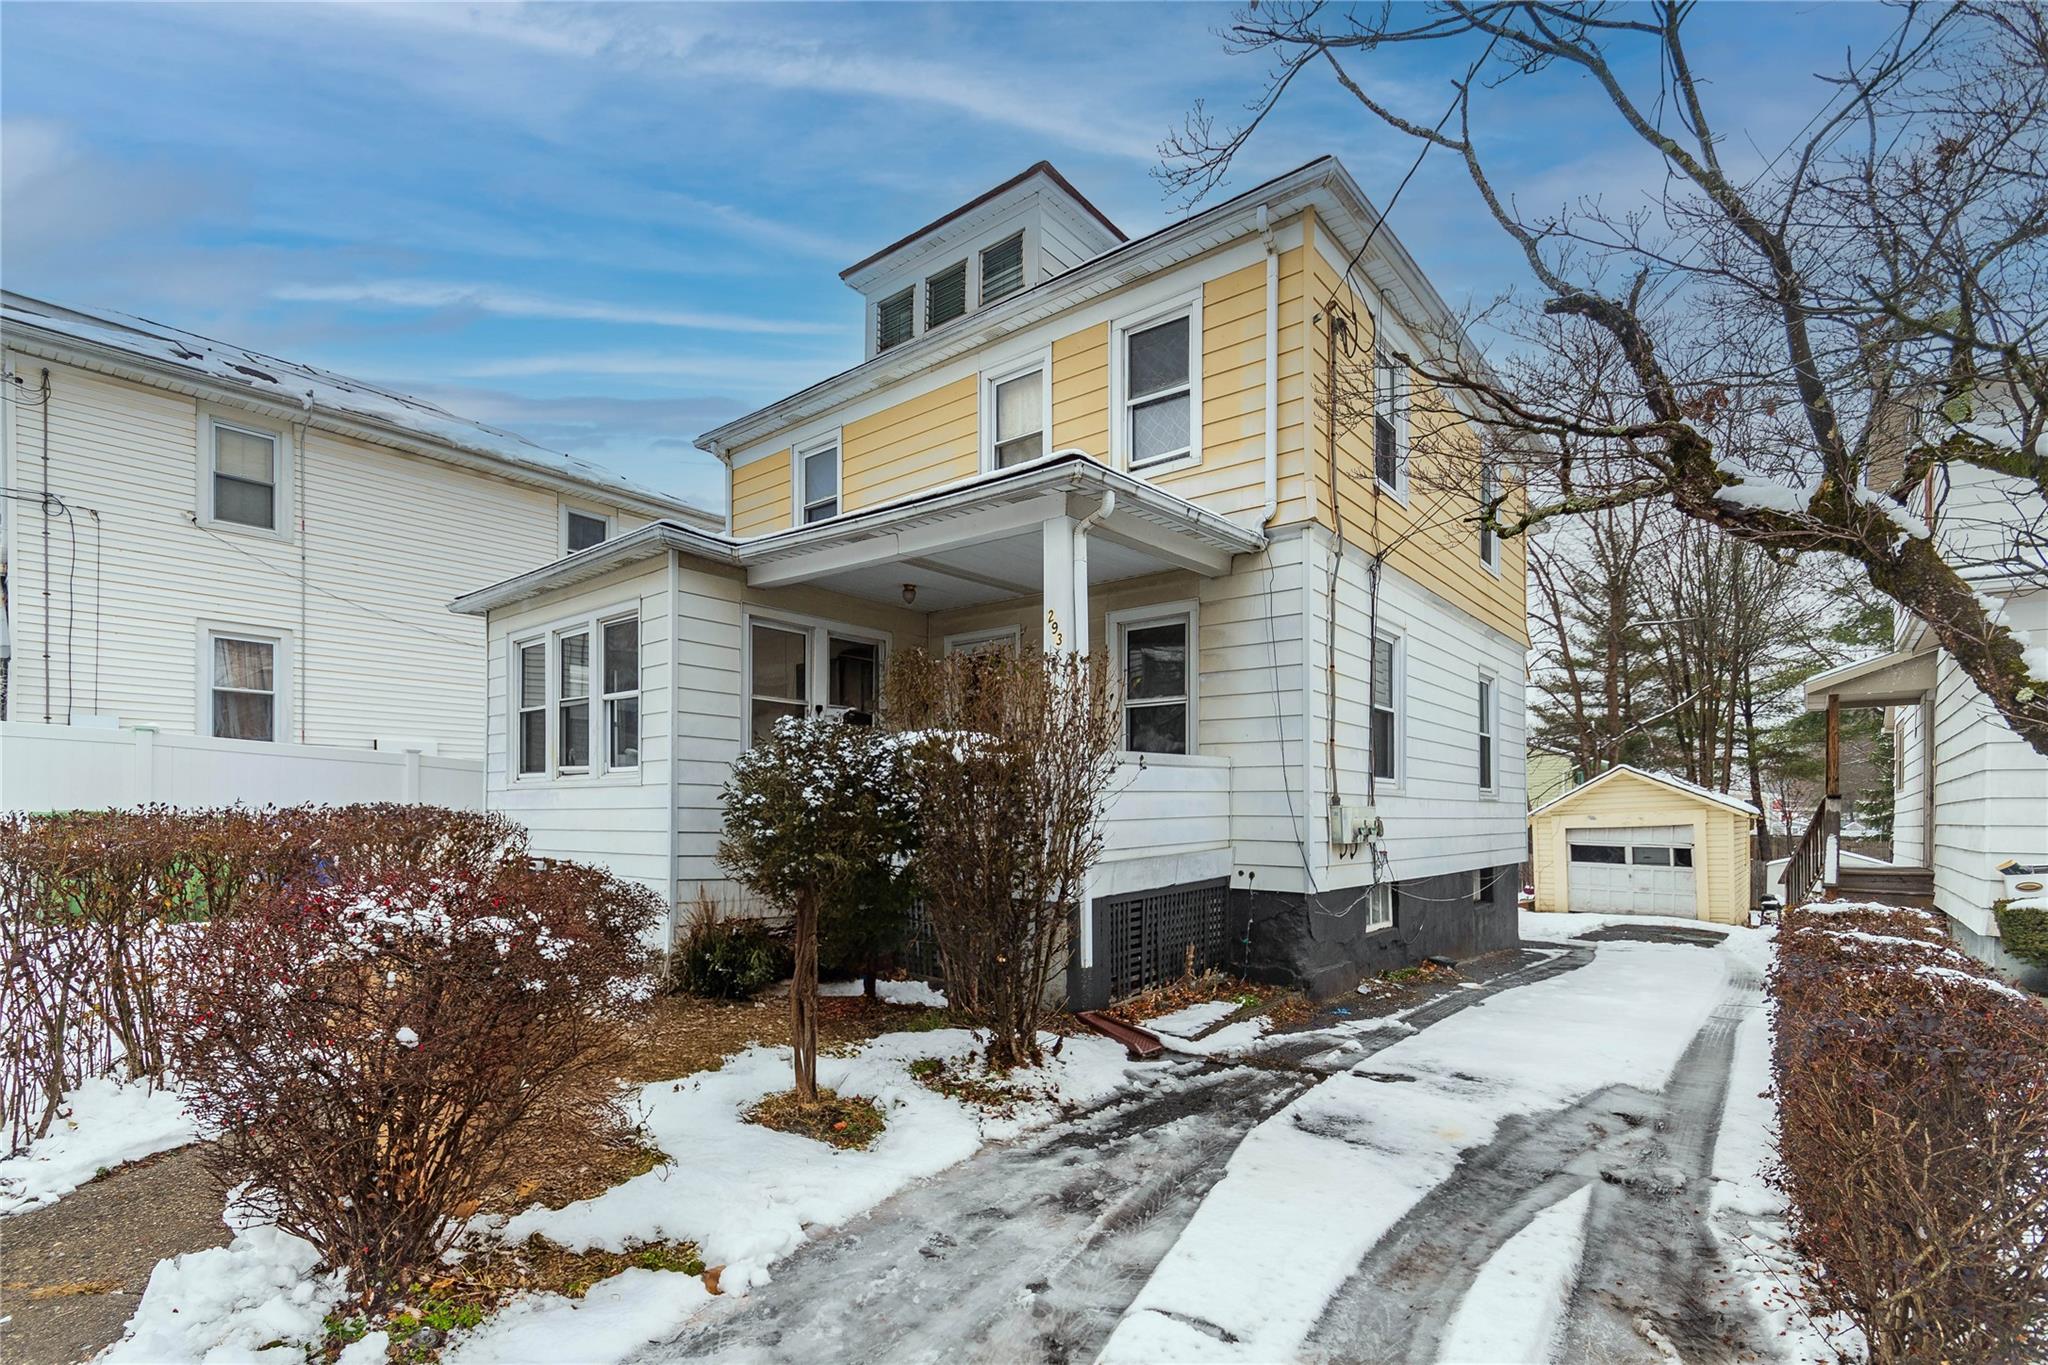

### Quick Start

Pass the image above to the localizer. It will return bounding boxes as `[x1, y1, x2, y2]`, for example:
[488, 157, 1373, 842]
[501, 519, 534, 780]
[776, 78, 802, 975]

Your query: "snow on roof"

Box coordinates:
[1, 292, 714, 524]
[1529, 764, 1761, 820]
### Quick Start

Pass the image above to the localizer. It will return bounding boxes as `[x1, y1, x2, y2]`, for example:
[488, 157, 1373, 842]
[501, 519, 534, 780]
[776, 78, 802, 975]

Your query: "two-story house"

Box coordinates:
[451, 158, 1530, 1007]
[1, 293, 717, 811]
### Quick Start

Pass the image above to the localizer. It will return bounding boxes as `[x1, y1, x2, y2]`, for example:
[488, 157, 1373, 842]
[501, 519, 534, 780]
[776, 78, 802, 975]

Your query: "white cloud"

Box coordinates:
[271, 279, 847, 336]
[452, 349, 844, 392]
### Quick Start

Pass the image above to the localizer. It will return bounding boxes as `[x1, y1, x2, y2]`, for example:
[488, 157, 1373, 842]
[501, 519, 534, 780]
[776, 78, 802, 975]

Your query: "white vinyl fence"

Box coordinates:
[0, 721, 483, 813]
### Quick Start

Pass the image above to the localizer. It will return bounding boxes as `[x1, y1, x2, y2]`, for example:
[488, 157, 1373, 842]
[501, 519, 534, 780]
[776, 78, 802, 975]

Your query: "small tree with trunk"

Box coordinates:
[718, 716, 919, 1100]
[885, 648, 1121, 1069]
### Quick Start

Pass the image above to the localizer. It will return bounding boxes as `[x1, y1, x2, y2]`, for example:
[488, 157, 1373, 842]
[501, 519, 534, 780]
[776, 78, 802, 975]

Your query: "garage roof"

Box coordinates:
[1529, 764, 1760, 821]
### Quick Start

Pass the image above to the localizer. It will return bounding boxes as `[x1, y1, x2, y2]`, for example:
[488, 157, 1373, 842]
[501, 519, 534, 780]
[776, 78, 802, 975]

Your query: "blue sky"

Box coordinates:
[1, 2, 1897, 511]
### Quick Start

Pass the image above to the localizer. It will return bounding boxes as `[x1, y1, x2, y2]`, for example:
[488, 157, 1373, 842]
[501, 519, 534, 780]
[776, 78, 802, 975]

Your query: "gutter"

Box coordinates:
[449, 520, 739, 616]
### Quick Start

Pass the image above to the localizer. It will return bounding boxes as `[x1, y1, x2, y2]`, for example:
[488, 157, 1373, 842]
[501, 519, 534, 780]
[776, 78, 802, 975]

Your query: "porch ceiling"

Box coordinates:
[738, 452, 1265, 610]
[1804, 647, 1936, 711]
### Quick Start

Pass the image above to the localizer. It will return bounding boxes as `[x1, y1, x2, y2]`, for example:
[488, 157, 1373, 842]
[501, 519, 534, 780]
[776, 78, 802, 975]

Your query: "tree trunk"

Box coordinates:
[790, 898, 819, 1103]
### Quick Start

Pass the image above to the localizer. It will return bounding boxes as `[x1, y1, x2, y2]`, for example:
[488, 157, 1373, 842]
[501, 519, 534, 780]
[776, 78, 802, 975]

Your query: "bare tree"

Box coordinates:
[1166, 0, 2048, 754]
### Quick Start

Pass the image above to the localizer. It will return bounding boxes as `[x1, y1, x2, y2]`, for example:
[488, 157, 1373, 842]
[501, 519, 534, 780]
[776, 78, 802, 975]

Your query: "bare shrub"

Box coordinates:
[885, 648, 1120, 1068]
[0, 804, 532, 1155]
[164, 855, 658, 1303]
[1773, 902, 2048, 1361]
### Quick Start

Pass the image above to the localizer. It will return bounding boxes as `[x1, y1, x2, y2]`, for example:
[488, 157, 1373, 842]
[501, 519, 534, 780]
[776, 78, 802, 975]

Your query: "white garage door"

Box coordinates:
[1566, 824, 1697, 917]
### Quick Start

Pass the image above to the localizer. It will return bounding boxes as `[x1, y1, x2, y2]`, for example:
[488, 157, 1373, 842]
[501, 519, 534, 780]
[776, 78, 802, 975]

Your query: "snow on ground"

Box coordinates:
[1708, 937, 1866, 1364]
[1143, 1000, 1238, 1037]
[446, 1269, 715, 1365]
[0, 1075, 198, 1215]
[1436, 1184, 1592, 1365]
[818, 979, 948, 1008]
[101, 1198, 348, 1365]
[1099, 934, 1732, 1364]
[463, 1027, 1138, 1362]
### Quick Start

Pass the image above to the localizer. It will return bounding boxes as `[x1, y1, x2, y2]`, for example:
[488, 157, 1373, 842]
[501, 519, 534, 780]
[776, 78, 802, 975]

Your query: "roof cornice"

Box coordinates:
[697, 156, 1489, 459]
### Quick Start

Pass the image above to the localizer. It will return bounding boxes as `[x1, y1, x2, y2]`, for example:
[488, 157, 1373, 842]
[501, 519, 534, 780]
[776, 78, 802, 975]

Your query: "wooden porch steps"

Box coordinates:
[1833, 865, 1936, 908]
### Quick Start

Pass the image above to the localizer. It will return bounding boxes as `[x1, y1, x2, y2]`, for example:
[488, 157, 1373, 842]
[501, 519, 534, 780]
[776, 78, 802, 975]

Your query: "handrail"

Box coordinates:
[1785, 796, 1841, 909]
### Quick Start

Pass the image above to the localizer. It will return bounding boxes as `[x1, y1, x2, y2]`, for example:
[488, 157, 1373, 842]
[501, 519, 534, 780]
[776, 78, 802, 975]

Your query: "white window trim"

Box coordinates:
[560, 501, 615, 556]
[742, 610, 893, 745]
[978, 348, 1053, 473]
[1371, 346, 1411, 504]
[196, 623, 291, 743]
[1365, 882, 1395, 933]
[943, 624, 1023, 655]
[196, 406, 293, 541]
[1109, 291, 1203, 477]
[1106, 599, 1199, 758]
[1477, 671, 1498, 796]
[506, 605, 644, 786]
[1477, 459, 1501, 575]
[792, 431, 843, 526]
[1369, 631, 1405, 790]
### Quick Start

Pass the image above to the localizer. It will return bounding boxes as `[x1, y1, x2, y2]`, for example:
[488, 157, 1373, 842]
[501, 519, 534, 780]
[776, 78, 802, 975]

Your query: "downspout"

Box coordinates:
[295, 391, 313, 743]
[1259, 204, 1280, 531]
[664, 545, 683, 965]
[1070, 489, 1114, 656]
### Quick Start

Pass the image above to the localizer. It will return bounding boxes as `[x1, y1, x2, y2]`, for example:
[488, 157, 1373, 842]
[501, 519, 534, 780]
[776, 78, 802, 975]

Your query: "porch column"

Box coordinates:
[1824, 693, 1841, 800]
[1041, 514, 1078, 652]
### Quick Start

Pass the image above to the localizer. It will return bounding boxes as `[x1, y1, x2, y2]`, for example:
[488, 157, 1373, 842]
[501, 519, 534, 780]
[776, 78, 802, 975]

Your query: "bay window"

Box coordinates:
[511, 611, 640, 780]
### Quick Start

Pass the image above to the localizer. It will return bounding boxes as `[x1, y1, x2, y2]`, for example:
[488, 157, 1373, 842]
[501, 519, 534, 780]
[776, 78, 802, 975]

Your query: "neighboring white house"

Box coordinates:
[1801, 440, 2048, 986]
[1, 293, 718, 812]
[452, 158, 1532, 1009]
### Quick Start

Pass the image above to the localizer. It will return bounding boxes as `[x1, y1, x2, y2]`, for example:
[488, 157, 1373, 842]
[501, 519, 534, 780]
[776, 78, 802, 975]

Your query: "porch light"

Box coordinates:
[902, 582, 917, 605]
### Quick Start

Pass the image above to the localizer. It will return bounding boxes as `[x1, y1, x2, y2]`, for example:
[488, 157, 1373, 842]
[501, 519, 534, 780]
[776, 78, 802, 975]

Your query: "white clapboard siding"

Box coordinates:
[1101, 756, 1232, 861]
[1317, 528, 1530, 887]
[485, 558, 676, 899]
[3, 354, 644, 761]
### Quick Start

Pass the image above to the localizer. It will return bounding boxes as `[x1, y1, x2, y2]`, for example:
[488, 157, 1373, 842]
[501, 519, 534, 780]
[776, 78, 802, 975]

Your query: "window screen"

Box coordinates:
[926, 261, 968, 330]
[213, 425, 278, 529]
[980, 232, 1025, 303]
[566, 510, 609, 553]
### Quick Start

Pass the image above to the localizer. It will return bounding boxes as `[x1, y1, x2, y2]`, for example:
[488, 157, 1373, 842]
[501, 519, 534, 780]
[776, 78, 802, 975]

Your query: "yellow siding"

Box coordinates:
[1153, 260, 1273, 523]
[732, 448, 791, 536]
[1529, 770, 1754, 925]
[1051, 322, 1108, 456]
[1303, 210, 1528, 645]
[841, 375, 979, 511]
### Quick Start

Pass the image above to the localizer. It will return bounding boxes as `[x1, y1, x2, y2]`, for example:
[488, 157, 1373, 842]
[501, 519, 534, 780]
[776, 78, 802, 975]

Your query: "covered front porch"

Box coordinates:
[1787, 648, 1936, 908]
[736, 452, 1267, 1002]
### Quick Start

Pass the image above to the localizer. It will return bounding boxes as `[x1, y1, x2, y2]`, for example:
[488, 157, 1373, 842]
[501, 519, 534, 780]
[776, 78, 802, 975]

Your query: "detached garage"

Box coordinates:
[1528, 766, 1758, 924]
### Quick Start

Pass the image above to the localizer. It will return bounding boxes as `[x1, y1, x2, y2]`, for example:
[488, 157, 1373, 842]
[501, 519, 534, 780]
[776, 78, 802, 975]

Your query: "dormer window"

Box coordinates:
[980, 232, 1025, 305]
[926, 260, 968, 331]
[877, 288, 914, 353]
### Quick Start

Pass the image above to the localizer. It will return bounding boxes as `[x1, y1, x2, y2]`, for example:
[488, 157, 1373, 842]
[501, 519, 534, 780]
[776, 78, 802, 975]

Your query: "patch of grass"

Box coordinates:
[905, 1055, 1055, 1116]
[744, 1088, 887, 1150]
[321, 1312, 370, 1348]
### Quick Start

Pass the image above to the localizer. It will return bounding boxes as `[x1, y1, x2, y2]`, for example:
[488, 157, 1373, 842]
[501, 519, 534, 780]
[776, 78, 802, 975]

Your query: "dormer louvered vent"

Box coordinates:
[842, 163, 1126, 360]
[980, 232, 1025, 304]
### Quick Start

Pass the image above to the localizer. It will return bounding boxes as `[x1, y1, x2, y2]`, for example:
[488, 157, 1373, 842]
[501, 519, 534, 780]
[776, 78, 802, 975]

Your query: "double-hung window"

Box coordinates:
[1477, 675, 1496, 792]
[1118, 609, 1192, 755]
[1373, 348, 1406, 492]
[985, 358, 1047, 470]
[516, 642, 547, 776]
[602, 617, 640, 769]
[1123, 312, 1194, 470]
[876, 287, 915, 353]
[1478, 458, 1500, 569]
[798, 438, 839, 524]
[926, 260, 968, 331]
[1370, 635, 1400, 782]
[980, 232, 1025, 304]
[208, 632, 280, 741]
[557, 630, 592, 773]
[513, 612, 640, 779]
[210, 421, 281, 531]
[749, 620, 809, 742]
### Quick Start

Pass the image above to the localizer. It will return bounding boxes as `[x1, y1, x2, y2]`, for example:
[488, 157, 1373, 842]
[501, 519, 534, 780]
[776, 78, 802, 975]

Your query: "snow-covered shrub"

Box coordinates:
[162, 855, 659, 1303]
[0, 805, 529, 1156]
[718, 716, 919, 1099]
[670, 895, 788, 1000]
[885, 648, 1120, 1069]
[1993, 896, 2048, 971]
[1773, 902, 2048, 1362]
